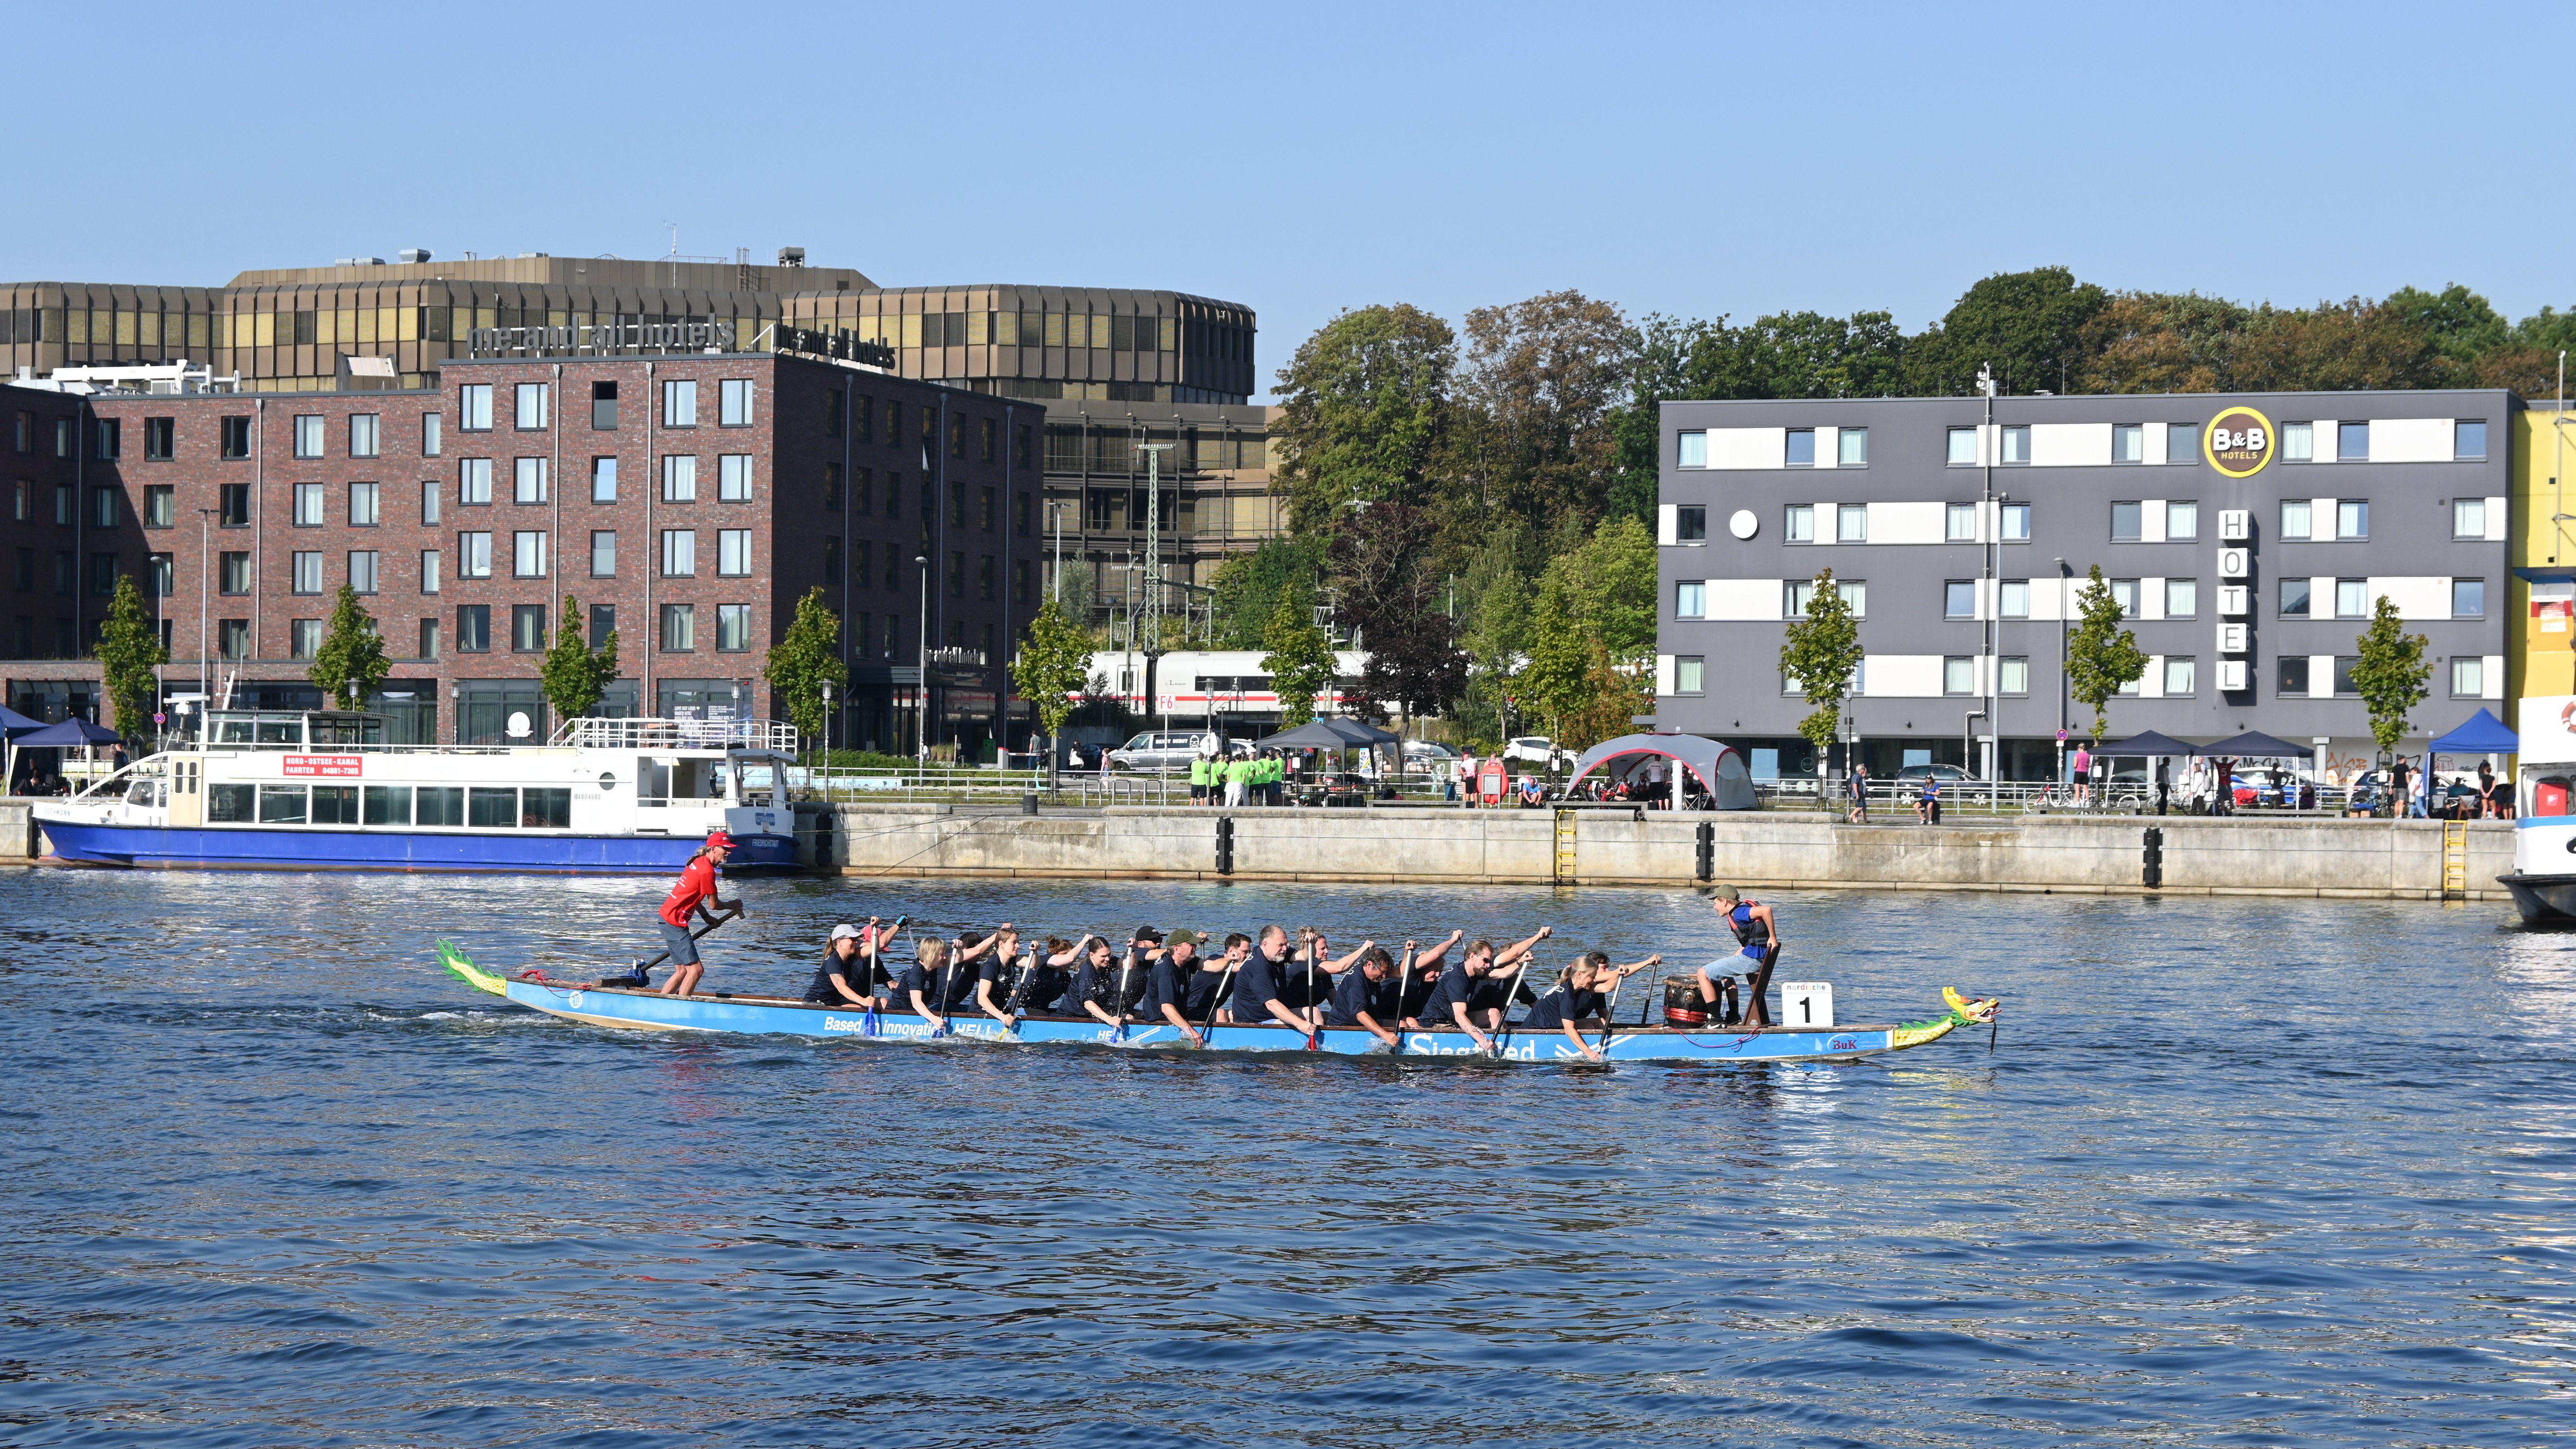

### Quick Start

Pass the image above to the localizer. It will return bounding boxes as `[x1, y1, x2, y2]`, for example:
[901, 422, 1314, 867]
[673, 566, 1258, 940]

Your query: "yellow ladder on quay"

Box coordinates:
[2442, 820, 2468, 901]
[1554, 808, 1578, 885]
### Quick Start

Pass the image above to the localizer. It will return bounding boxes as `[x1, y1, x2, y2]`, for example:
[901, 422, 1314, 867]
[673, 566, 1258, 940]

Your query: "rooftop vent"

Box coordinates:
[398, 247, 431, 264]
[516, 251, 549, 259]
[335, 256, 386, 267]
[777, 246, 806, 266]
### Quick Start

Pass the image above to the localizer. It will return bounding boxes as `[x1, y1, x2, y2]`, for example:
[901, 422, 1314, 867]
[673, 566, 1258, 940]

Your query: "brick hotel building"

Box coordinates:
[2, 346, 1043, 755]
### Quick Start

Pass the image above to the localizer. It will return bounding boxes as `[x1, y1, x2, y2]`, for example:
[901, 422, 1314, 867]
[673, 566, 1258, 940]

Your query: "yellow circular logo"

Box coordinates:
[2203, 406, 2275, 478]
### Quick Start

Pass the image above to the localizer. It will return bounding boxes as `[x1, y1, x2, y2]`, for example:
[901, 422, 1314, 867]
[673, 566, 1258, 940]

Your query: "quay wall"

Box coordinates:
[802, 805, 2518, 902]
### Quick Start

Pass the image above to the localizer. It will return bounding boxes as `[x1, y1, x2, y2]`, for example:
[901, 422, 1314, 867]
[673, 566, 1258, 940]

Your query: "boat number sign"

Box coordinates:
[284, 755, 364, 778]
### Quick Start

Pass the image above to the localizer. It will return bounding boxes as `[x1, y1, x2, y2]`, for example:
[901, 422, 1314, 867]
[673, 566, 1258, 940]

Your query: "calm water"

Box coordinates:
[2, 870, 2571, 1448]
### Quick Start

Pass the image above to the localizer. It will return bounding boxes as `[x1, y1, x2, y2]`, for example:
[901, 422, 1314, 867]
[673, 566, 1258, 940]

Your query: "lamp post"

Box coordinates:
[1978, 362, 1999, 807]
[915, 554, 930, 771]
[1048, 498, 1073, 604]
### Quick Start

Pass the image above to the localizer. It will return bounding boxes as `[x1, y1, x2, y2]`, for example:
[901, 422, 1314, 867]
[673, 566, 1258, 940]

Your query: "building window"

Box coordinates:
[460, 385, 493, 431]
[91, 487, 119, 528]
[855, 395, 875, 443]
[350, 414, 380, 458]
[1943, 656, 1975, 695]
[288, 415, 321, 459]
[2279, 577, 2310, 618]
[514, 383, 549, 430]
[348, 550, 379, 594]
[1945, 503, 1976, 541]
[511, 603, 546, 652]
[660, 602, 695, 651]
[853, 539, 872, 588]
[716, 603, 752, 651]
[2335, 578, 2368, 618]
[219, 552, 252, 594]
[579, 457, 612, 504]
[423, 412, 442, 457]
[2166, 500, 2199, 540]
[2336, 500, 2368, 540]
[1946, 427, 1977, 465]
[2332, 655, 2360, 696]
[144, 417, 175, 461]
[2453, 497, 2486, 538]
[2110, 501, 2142, 541]
[460, 458, 493, 506]
[2167, 424, 2200, 464]
[144, 484, 174, 528]
[91, 418, 119, 461]
[54, 485, 71, 526]
[1012, 557, 1030, 604]
[2281, 421, 2313, 461]
[1999, 580, 2029, 618]
[979, 486, 996, 531]
[1999, 425, 2031, 464]
[1944, 581, 1975, 618]
[719, 379, 753, 426]
[719, 455, 752, 502]
[663, 380, 698, 427]
[2165, 656, 2197, 696]
[2110, 578, 2139, 617]
[421, 550, 440, 595]
[590, 531, 616, 578]
[512, 458, 546, 505]
[88, 552, 118, 595]
[2000, 656, 2029, 696]
[824, 389, 844, 439]
[2112, 424, 2144, 463]
[1675, 505, 1706, 542]
[418, 618, 441, 659]
[513, 531, 547, 578]
[718, 529, 752, 576]
[2165, 578, 2197, 618]
[421, 481, 441, 526]
[1676, 430, 1707, 468]
[218, 618, 250, 659]
[663, 455, 696, 502]
[1837, 504, 1867, 543]
[2001, 503, 2030, 541]
[1676, 581, 1705, 619]
[1785, 428, 1816, 467]
[221, 416, 252, 459]
[1674, 656, 1705, 694]
[457, 603, 491, 653]
[662, 530, 696, 577]
[1015, 491, 1031, 536]
[589, 604, 616, 649]
[293, 483, 325, 526]
[2457, 419, 2488, 460]
[288, 551, 324, 594]
[1783, 579, 1863, 618]
[1784, 504, 1813, 542]
[978, 554, 996, 600]
[348, 482, 379, 526]
[459, 532, 492, 578]
[2454, 577, 2485, 617]
[2453, 656, 2486, 697]
[949, 550, 966, 596]
[591, 381, 617, 430]
[1838, 428, 1868, 466]
[2338, 421, 2369, 460]
[290, 619, 322, 659]
[2279, 500, 2312, 540]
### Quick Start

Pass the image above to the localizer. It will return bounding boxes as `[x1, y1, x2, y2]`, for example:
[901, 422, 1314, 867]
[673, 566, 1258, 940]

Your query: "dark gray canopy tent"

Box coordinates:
[2097, 730, 2199, 757]
[1256, 718, 1400, 750]
[2195, 730, 2313, 759]
[1565, 733, 1757, 810]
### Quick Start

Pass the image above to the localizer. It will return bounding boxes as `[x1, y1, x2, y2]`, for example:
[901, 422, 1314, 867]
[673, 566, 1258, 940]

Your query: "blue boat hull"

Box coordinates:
[458, 959, 1977, 1065]
[42, 820, 798, 874]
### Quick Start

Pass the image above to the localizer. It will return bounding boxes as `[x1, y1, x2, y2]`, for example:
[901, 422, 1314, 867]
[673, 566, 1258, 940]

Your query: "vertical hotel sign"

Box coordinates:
[2203, 407, 2275, 477]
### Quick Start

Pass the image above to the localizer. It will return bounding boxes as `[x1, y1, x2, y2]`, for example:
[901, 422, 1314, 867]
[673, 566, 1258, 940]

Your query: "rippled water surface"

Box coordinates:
[4, 870, 2573, 1447]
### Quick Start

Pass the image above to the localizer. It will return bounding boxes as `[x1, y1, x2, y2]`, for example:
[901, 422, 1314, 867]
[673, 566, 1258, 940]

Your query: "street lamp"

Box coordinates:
[915, 554, 931, 769]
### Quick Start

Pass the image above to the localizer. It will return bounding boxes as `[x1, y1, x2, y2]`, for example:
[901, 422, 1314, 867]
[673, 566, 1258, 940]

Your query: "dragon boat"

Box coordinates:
[436, 942, 1997, 1064]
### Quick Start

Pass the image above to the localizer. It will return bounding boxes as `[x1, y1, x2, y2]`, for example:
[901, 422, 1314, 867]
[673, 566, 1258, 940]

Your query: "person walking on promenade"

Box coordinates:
[1846, 762, 1869, 823]
[2071, 743, 2093, 805]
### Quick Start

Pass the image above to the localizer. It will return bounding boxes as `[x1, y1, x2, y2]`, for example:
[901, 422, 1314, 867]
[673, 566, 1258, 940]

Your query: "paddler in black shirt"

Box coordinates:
[1324, 943, 1406, 1048]
[1408, 925, 1552, 1039]
[803, 921, 875, 1006]
[1221, 924, 1309, 1032]
[1521, 950, 1661, 1062]
[1143, 928, 1229, 1045]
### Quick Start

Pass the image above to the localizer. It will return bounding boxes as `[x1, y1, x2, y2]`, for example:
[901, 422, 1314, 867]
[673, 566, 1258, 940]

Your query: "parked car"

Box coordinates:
[1502, 736, 1574, 771]
[1105, 730, 1220, 772]
[1402, 740, 1459, 764]
[1893, 763, 1972, 782]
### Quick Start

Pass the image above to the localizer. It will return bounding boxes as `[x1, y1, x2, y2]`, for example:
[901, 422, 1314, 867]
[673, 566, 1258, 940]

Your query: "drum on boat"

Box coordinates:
[1665, 972, 1739, 1028]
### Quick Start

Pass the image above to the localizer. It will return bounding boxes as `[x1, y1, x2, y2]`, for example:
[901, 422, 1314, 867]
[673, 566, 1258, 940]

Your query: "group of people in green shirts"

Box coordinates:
[1191, 748, 1288, 807]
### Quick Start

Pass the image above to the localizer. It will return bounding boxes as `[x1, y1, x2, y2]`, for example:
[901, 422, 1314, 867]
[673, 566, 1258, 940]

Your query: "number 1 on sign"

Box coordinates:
[1778, 981, 1834, 1029]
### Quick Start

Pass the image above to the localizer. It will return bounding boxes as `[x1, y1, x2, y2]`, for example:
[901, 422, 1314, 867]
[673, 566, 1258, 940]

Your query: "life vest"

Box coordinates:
[1726, 901, 1772, 952]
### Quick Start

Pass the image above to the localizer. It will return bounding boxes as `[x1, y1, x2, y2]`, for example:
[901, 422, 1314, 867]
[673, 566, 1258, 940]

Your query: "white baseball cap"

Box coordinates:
[829, 923, 863, 942]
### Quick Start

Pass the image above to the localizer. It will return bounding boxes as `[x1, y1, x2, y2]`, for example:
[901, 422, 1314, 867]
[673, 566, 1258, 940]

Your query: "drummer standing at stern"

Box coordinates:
[655, 830, 742, 997]
[1702, 885, 1781, 1027]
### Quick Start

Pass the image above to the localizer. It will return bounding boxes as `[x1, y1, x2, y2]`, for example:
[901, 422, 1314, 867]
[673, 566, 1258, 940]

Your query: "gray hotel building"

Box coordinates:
[1653, 390, 2513, 782]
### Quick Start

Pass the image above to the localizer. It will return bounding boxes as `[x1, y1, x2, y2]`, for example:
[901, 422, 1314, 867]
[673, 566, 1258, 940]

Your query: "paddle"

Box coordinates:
[616, 901, 743, 987]
[863, 915, 907, 1038]
[1105, 943, 1142, 1044]
[1195, 950, 1246, 1050]
[1592, 963, 1632, 1063]
[998, 946, 1038, 1034]
[1389, 942, 1415, 1057]
[1301, 930, 1326, 1051]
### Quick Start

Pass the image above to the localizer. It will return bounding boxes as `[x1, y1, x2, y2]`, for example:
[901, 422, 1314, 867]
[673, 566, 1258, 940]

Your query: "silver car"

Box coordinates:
[1105, 730, 1219, 772]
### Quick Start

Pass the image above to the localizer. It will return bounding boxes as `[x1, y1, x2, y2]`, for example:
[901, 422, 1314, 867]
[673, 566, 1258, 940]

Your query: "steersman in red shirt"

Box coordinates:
[655, 830, 744, 996]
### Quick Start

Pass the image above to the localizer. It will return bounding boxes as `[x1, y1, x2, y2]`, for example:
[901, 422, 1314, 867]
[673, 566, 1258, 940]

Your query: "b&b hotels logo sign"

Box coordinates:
[2203, 406, 2275, 478]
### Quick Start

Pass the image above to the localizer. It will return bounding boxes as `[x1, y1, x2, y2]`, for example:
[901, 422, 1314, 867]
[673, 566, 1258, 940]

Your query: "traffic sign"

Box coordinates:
[2056, 728, 2068, 742]
[153, 712, 167, 723]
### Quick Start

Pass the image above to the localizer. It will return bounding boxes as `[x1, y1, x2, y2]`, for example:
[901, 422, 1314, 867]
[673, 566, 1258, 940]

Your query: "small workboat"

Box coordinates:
[436, 942, 1998, 1064]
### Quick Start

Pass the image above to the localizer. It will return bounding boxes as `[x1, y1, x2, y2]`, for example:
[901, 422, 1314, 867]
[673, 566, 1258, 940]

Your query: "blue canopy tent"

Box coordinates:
[2420, 708, 2519, 817]
[0, 704, 51, 795]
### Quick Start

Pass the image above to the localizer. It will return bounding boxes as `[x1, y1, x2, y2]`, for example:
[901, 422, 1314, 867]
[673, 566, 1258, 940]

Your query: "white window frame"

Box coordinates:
[662, 529, 697, 577]
[293, 482, 326, 526]
[347, 482, 379, 526]
[291, 550, 322, 595]
[718, 455, 753, 502]
[719, 378, 754, 427]
[349, 413, 381, 458]
[663, 379, 698, 427]
[514, 382, 549, 430]
[459, 458, 493, 506]
[514, 457, 548, 505]
[294, 414, 325, 458]
[460, 385, 493, 432]
[459, 531, 493, 579]
[718, 529, 753, 577]
[513, 531, 548, 579]
[662, 454, 697, 502]
[348, 550, 379, 594]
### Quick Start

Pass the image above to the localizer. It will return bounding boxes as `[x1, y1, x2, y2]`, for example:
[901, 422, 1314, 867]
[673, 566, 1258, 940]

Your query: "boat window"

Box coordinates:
[2534, 775, 2573, 817]
[312, 786, 360, 825]
[671, 759, 717, 798]
[259, 785, 309, 824]
[125, 779, 157, 806]
[208, 784, 254, 822]
[522, 787, 571, 829]
[638, 758, 672, 804]
[257, 720, 300, 748]
[468, 788, 518, 829]
[416, 787, 464, 827]
[364, 785, 413, 825]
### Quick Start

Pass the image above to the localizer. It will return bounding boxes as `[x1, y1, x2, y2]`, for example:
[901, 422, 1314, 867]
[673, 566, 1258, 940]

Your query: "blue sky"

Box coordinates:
[6, 1, 2564, 395]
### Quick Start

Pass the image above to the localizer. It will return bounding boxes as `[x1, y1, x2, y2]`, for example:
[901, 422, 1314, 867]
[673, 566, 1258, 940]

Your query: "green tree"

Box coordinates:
[2064, 564, 2148, 742]
[1903, 266, 2109, 397]
[1778, 567, 1864, 785]
[1270, 304, 1456, 535]
[306, 583, 390, 710]
[1605, 311, 1717, 521]
[1516, 570, 1595, 739]
[1453, 290, 1633, 528]
[1684, 308, 1907, 400]
[1260, 592, 1337, 726]
[2384, 283, 2508, 362]
[2351, 593, 2431, 759]
[537, 595, 619, 721]
[1206, 536, 1323, 648]
[1542, 515, 1659, 659]
[92, 573, 167, 741]
[763, 586, 850, 751]
[1012, 599, 1092, 782]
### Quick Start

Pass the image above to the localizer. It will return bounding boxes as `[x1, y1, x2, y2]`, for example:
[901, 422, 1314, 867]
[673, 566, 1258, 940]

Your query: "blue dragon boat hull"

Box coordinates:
[44, 821, 798, 873]
[437, 943, 1995, 1064]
